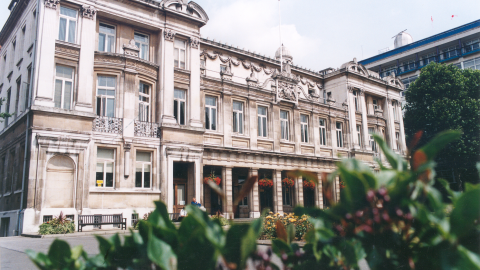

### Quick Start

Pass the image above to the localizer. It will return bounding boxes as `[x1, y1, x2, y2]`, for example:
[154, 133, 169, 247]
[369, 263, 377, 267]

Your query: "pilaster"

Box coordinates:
[385, 97, 396, 150]
[223, 93, 233, 147]
[359, 92, 371, 150]
[348, 87, 359, 148]
[316, 172, 323, 209]
[75, 5, 96, 111]
[161, 29, 177, 124]
[189, 37, 203, 128]
[296, 177, 304, 207]
[249, 99, 258, 149]
[222, 166, 233, 219]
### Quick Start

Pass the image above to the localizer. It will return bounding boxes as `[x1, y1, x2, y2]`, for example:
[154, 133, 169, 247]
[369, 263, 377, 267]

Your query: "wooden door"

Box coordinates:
[173, 179, 187, 213]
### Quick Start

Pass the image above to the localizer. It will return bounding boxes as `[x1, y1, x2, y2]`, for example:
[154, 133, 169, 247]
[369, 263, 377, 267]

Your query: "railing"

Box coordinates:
[93, 116, 123, 134]
[134, 120, 160, 138]
[380, 42, 480, 78]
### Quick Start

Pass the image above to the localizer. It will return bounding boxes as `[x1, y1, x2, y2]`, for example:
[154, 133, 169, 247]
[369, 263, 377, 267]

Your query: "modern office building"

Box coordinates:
[0, 0, 405, 236]
[359, 20, 480, 106]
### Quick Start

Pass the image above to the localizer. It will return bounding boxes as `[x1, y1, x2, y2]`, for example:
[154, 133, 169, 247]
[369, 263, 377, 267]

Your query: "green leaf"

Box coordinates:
[26, 250, 51, 270]
[287, 223, 296, 244]
[373, 133, 407, 171]
[271, 239, 293, 255]
[47, 239, 72, 269]
[147, 231, 177, 270]
[457, 245, 480, 270]
[148, 201, 177, 231]
[450, 187, 480, 238]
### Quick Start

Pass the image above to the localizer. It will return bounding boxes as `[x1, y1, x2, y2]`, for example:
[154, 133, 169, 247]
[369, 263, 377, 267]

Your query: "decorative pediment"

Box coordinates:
[123, 39, 139, 57]
[277, 81, 297, 103]
[162, 0, 209, 24]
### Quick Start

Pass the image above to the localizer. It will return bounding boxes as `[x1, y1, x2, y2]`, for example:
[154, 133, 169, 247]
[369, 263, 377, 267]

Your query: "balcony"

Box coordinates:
[93, 116, 123, 134]
[134, 121, 160, 138]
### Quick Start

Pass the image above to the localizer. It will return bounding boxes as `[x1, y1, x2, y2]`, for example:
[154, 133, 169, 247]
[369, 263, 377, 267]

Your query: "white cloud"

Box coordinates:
[200, 0, 322, 69]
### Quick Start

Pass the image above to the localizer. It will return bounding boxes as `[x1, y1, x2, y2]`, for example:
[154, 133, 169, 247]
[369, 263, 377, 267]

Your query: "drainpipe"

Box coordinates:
[16, 0, 40, 236]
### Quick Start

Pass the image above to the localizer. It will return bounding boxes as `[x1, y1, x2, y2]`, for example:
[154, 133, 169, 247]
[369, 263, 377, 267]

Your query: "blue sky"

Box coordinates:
[1, 0, 478, 70]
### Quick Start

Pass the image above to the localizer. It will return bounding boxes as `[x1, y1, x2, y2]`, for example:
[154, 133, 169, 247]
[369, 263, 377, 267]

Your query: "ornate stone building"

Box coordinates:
[0, 0, 405, 236]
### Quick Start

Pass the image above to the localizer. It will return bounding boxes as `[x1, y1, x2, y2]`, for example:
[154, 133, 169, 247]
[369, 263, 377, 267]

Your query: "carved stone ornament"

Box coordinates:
[44, 0, 59, 9]
[277, 81, 297, 102]
[164, 29, 176, 42]
[123, 39, 139, 57]
[81, 5, 96, 19]
[190, 37, 200, 49]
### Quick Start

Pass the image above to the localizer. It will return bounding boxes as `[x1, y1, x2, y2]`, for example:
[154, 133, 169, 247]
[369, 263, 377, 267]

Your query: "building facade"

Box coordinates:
[359, 20, 480, 106]
[0, 0, 405, 236]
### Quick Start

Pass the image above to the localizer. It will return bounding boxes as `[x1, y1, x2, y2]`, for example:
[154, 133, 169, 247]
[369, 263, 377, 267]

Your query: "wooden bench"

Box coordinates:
[78, 214, 126, 232]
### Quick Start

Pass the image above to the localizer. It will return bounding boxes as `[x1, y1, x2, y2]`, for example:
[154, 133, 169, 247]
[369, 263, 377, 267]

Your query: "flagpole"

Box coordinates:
[278, 0, 282, 72]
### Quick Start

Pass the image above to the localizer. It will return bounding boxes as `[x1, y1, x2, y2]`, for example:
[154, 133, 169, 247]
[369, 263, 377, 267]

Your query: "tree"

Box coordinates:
[404, 62, 480, 190]
[0, 97, 12, 120]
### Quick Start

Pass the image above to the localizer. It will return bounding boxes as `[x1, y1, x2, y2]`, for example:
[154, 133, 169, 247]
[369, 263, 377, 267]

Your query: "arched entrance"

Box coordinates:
[45, 155, 75, 208]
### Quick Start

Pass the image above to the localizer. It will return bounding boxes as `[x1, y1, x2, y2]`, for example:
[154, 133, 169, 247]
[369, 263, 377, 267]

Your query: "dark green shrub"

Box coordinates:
[38, 212, 75, 235]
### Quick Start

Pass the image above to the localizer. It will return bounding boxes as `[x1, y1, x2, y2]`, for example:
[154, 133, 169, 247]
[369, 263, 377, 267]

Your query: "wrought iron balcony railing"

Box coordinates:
[93, 116, 123, 134]
[134, 120, 160, 138]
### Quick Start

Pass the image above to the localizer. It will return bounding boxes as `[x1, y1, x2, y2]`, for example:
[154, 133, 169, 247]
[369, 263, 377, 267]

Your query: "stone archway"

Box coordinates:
[44, 155, 75, 208]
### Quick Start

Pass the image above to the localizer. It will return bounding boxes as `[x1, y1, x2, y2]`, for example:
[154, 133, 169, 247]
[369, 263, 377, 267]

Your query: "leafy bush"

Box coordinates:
[38, 212, 75, 235]
[210, 214, 229, 226]
[27, 131, 480, 270]
[261, 212, 311, 240]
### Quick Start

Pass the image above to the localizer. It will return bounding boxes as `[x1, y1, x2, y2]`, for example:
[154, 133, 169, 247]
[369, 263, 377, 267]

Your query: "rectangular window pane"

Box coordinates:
[262, 117, 267, 137]
[239, 113, 243, 134]
[180, 101, 185, 125]
[281, 121, 285, 139]
[136, 152, 150, 162]
[107, 35, 115, 52]
[205, 96, 216, 106]
[60, 7, 77, 17]
[68, 20, 76, 43]
[258, 106, 266, 115]
[174, 100, 178, 122]
[58, 18, 67, 41]
[135, 165, 142, 188]
[211, 109, 216, 130]
[233, 101, 242, 111]
[106, 98, 114, 117]
[233, 112, 237, 132]
[63, 81, 72, 110]
[144, 164, 151, 188]
[96, 163, 104, 186]
[98, 33, 106, 51]
[174, 89, 185, 99]
[205, 107, 210, 129]
[54, 80, 62, 108]
[105, 162, 113, 187]
[98, 149, 114, 159]
[258, 117, 261, 136]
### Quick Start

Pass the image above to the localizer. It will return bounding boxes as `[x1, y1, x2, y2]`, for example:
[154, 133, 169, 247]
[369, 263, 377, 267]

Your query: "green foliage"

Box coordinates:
[210, 214, 229, 226]
[28, 130, 480, 269]
[38, 213, 75, 235]
[404, 62, 480, 188]
[0, 97, 13, 121]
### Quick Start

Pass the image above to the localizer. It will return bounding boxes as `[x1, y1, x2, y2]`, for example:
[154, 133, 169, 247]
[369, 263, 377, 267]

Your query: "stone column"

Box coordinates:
[123, 72, 136, 137]
[195, 160, 201, 205]
[35, 1, 58, 106]
[397, 101, 407, 152]
[385, 97, 396, 150]
[273, 169, 283, 214]
[359, 91, 370, 150]
[330, 116, 337, 156]
[316, 172, 323, 209]
[222, 166, 233, 219]
[223, 93, 233, 147]
[296, 177, 304, 207]
[294, 110, 301, 155]
[249, 99, 257, 149]
[161, 29, 177, 124]
[189, 37, 203, 128]
[249, 168, 260, 218]
[167, 157, 174, 213]
[76, 5, 97, 112]
[348, 87, 359, 148]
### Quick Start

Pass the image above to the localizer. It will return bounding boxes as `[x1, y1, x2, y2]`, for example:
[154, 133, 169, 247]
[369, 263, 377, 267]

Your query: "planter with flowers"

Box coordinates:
[204, 172, 221, 186]
[282, 178, 294, 188]
[258, 178, 273, 189]
[303, 179, 315, 190]
[339, 178, 346, 189]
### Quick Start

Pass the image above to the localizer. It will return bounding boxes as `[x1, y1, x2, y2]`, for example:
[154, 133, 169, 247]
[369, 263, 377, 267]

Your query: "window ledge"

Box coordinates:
[231, 133, 249, 138]
[174, 67, 191, 74]
[55, 40, 81, 49]
[205, 130, 223, 136]
[90, 189, 161, 194]
[300, 143, 314, 147]
[280, 140, 295, 145]
[257, 137, 274, 142]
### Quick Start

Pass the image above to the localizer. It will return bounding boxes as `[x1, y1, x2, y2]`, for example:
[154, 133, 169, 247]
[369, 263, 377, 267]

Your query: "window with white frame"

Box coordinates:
[138, 82, 150, 122]
[368, 127, 376, 152]
[356, 125, 362, 147]
[174, 89, 186, 125]
[280, 110, 289, 141]
[135, 152, 151, 188]
[205, 96, 217, 130]
[134, 32, 149, 61]
[98, 23, 115, 53]
[232, 101, 244, 134]
[319, 118, 327, 146]
[58, 6, 77, 43]
[96, 148, 115, 188]
[336, 122, 343, 148]
[54, 65, 73, 110]
[463, 57, 480, 70]
[301, 114, 309, 143]
[96, 76, 116, 117]
[131, 213, 139, 226]
[174, 39, 186, 69]
[257, 106, 267, 137]
[395, 132, 400, 150]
